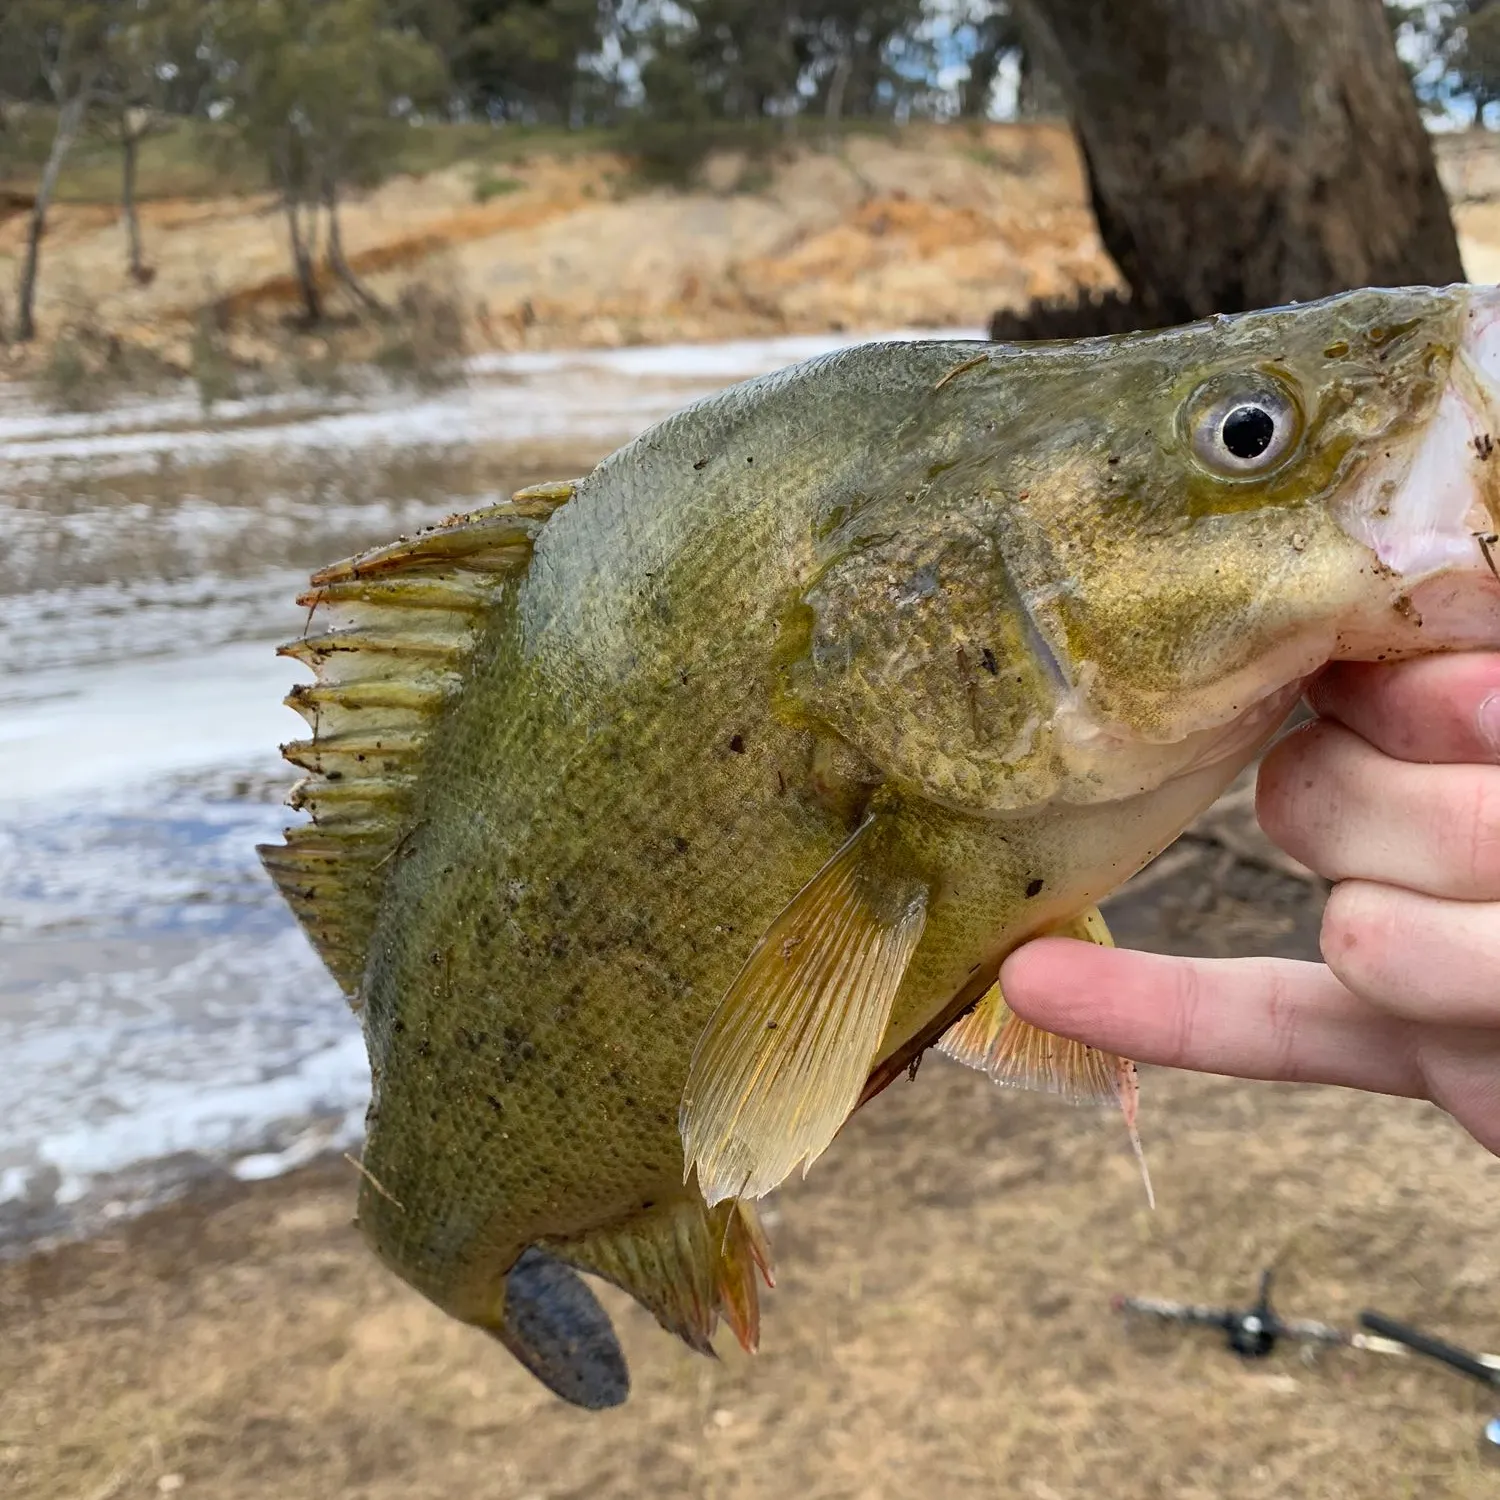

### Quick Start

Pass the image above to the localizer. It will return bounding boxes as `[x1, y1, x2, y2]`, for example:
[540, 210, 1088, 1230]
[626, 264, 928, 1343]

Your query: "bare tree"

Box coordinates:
[86, 97, 169, 286]
[1005, 0, 1464, 331]
[211, 0, 446, 326]
[94, 0, 203, 285]
[4, 2, 109, 342]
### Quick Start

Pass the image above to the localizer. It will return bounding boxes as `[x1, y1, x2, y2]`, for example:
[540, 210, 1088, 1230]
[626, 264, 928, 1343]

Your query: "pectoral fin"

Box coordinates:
[938, 906, 1154, 1206]
[680, 814, 929, 1206]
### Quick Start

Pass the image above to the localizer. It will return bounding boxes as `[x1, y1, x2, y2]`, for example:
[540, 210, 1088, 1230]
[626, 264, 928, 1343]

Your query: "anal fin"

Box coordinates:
[546, 1197, 774, 1357]
[680, 813, 929, 1205]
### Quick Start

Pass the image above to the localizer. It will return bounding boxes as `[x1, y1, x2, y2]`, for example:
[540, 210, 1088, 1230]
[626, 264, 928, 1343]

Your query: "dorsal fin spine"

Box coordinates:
[282, 629, 468, 665]
[298, 577, 494, 612]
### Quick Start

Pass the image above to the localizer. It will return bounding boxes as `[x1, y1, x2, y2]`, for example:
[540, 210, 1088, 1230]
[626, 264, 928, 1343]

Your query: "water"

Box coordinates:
[0, 327, 983, 1251]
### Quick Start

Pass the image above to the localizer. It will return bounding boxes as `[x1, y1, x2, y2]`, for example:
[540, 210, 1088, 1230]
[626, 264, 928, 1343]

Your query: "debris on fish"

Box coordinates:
[261, 285, 1500, 1406]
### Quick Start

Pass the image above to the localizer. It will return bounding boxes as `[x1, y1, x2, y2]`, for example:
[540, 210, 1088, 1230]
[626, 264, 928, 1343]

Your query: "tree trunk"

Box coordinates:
[1010, 0, 1464, 327]
[1015, 46, 1066, 119]
[824, 50, 852, 135]
[283, 192, 322, 325]
[121, 128, 146, 284]
[960, 35, 1004, 119]
[14, 91, 88, 343]
[323, 179, 384, 315]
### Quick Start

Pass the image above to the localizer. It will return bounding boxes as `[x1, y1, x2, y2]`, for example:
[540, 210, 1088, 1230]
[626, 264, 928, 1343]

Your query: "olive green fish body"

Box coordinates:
[349, 342, 1136, 1311]
[263, 287, 1500, 1400]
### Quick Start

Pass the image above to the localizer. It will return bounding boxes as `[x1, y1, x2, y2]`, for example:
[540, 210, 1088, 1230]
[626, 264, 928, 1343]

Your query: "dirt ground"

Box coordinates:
[7, 835, 1500, 1500]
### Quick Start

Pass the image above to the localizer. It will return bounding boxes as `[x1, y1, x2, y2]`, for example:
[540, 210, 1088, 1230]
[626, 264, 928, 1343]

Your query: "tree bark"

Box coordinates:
[1010, 0, 1464, 326]
[121, 128, 146, 284]
[14, 91, 88, 343]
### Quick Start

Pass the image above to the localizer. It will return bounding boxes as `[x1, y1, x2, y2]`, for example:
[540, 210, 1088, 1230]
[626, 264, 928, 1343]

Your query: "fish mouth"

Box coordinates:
[1449, 287, 1500, 545]
[1338, 285, 1500, 581]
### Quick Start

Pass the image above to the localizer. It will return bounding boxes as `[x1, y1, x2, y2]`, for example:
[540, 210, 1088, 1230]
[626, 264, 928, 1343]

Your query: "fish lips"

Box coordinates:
[1330, 285, 1500, 654]
[1338, 284, 1500, 579]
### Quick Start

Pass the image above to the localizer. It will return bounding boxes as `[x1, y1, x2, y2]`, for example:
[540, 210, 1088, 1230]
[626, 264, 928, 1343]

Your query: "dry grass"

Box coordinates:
[4, 847, 1499, 1500]
[0, 117, 638, 206]
[33, 298, 174, 412]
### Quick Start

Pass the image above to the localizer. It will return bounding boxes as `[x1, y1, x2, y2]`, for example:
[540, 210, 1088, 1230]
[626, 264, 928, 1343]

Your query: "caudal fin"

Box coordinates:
[493, 1247, 630, 1410]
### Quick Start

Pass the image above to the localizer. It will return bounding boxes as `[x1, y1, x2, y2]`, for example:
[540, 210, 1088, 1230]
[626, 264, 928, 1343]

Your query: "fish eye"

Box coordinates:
[1185, 375, 1302, 478]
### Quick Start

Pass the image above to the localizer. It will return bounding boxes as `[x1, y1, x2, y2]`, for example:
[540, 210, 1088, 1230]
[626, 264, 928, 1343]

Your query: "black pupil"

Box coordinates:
[1221, 404, 1276, 461]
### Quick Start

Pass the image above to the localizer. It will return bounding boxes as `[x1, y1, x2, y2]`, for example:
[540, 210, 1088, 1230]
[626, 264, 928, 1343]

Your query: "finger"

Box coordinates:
[1321, 880, 1500, 1028]
[1307, 653, 1500, 765]
[1257, 721, 1500, 900]
[999, 938, 1423, 1098]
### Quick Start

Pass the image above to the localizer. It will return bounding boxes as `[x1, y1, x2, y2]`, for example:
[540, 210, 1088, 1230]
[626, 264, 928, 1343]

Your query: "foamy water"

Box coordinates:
[0, 328, 983, 1250]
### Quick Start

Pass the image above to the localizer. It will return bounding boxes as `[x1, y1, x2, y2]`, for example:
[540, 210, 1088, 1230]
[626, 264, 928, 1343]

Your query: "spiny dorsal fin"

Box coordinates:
[545, 1196, 774, 1356]
[257, 479, 577, 1001]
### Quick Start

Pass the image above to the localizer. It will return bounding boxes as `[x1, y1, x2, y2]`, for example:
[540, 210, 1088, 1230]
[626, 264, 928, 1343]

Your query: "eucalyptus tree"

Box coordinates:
[211, 0, 446, 323]
[1007, 0, 1463, 332]
[3, 0, 110, 341]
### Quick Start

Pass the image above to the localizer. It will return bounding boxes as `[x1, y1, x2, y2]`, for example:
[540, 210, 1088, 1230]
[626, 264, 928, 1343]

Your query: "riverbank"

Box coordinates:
[0, 122, 1110, 389]
[9, 123, 1500, 402]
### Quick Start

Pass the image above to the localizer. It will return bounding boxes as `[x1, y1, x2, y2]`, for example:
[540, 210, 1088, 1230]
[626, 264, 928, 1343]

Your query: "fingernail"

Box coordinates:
[1480, 693, 1500, 759]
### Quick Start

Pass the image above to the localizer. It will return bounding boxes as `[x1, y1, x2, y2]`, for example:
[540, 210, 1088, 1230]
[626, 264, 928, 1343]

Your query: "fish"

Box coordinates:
[260, 284, 1500, 1408]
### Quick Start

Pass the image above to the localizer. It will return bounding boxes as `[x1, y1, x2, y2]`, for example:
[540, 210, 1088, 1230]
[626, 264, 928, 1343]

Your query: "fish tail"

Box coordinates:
[544, 1195, 775, 1357]
[489, 1247, 631, 1410]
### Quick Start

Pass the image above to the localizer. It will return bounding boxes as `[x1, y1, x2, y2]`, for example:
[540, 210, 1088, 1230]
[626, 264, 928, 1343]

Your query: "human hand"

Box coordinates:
[1000, 653, 1500, 1155]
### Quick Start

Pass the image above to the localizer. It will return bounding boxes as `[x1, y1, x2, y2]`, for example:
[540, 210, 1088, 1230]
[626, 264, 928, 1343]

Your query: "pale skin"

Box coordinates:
[1001, 651, 1500, 1157]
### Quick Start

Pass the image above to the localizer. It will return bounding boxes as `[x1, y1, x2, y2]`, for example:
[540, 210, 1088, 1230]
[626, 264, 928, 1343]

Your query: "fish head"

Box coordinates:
[792, 285, 1500, 813]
